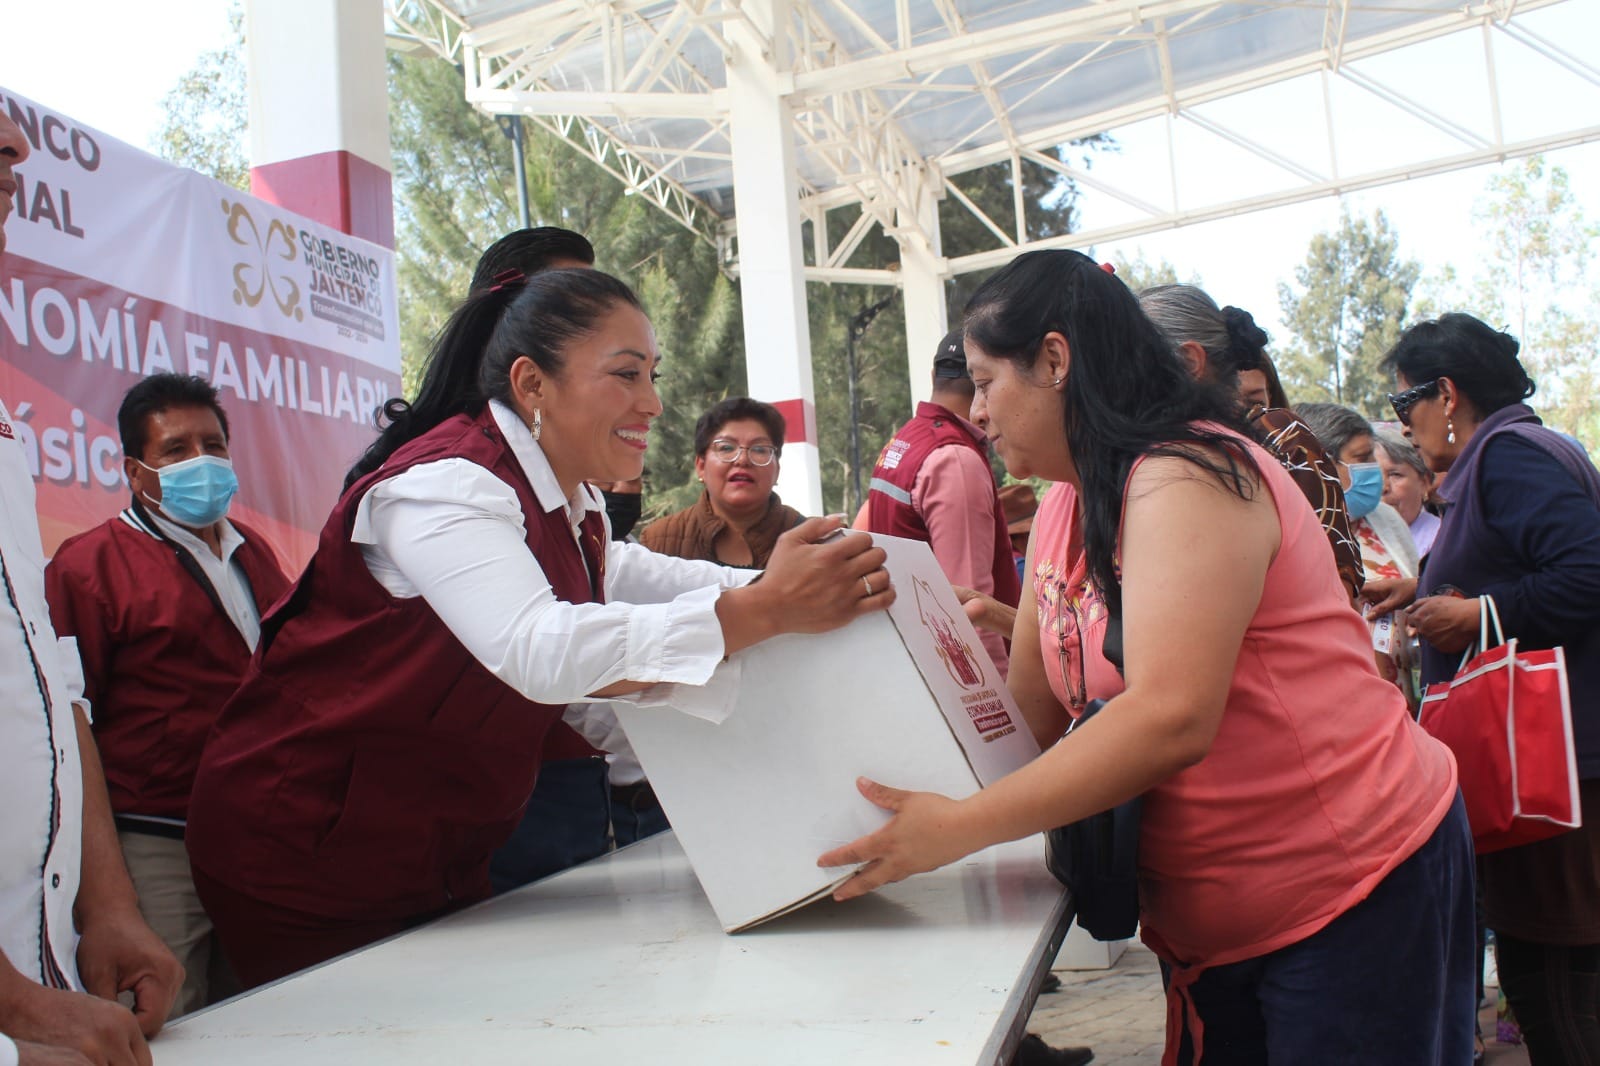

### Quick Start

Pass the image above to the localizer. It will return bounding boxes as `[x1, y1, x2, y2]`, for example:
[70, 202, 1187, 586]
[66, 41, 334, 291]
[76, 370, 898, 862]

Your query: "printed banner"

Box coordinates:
[0, 88, 401, 571]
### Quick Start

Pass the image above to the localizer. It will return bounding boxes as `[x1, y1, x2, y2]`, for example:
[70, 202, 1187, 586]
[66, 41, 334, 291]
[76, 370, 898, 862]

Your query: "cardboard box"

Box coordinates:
[613, 533, 1041, 931]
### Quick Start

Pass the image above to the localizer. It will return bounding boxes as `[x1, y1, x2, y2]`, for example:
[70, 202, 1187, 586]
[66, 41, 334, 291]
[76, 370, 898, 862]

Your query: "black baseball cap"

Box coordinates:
[933, 329, 968, 380]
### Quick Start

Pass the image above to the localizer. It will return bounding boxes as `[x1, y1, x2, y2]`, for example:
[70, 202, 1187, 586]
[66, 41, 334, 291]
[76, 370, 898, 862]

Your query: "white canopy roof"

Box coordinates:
[384, 0, 1597, 513]
[389, 0, 1596, 277]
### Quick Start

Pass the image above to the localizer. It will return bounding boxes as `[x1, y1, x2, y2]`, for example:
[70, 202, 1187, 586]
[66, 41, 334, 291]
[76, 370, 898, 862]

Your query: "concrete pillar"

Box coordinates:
[898, 169, 948, 408]
[725, 0, 823, 515]
[246, 0, 394, 247]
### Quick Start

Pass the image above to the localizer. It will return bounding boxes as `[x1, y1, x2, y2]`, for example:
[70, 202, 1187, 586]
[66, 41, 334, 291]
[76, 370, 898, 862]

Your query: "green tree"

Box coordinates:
[1469, 156, 1600, 449]
[807, 279, 908, 515]
[1109, 252, 1193, 295]
[155, 27, 744, 516]
[157, 28, 1093, 516]
[940, 144, 1098, 314]
[152, 2, 249, 190]
[371, 53, 748, 517]
[1276, 209, 1420, 417]
[1474, 156, 1594, 339]
[808, 148, 1094, 513]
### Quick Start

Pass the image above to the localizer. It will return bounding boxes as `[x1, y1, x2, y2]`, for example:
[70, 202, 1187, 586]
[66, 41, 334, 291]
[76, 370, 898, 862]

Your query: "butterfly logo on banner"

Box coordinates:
[220, 199, 304, 322]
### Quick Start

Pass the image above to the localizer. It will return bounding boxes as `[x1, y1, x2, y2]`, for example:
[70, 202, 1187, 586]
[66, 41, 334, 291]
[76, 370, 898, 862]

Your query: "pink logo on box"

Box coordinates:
[913, 575, 986, 690]
[961, 689, 1015, 738]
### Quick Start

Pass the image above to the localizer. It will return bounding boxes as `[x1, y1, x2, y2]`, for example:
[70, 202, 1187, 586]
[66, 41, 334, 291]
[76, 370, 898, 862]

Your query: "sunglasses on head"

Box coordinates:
[1387, 378, 1441, 426]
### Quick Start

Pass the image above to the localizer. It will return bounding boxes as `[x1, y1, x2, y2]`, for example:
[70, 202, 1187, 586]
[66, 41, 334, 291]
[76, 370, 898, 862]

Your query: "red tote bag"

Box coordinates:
[1418, 596, 1580, 853]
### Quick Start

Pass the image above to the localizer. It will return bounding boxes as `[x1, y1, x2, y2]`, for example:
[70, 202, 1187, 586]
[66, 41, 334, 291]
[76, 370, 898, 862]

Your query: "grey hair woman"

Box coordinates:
[1374, 428, 1439, 556]
[1137, 284, 1364, 602]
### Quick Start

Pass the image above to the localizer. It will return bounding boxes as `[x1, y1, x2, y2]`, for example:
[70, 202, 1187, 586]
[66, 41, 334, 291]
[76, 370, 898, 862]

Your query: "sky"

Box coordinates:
[2, 2, 236, 158]
[1, 0, 1596, 351]
[1079, 0, 1600, 342]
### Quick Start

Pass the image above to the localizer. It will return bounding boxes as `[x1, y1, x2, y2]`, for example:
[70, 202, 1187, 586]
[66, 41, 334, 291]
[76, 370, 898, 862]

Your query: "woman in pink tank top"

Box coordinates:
[821, 250, 1475, 1065]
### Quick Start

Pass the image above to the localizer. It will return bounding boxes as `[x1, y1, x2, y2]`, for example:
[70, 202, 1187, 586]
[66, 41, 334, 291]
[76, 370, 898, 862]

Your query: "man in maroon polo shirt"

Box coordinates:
[46, 375, 288, 1016]
[866, 329, 1021, 676]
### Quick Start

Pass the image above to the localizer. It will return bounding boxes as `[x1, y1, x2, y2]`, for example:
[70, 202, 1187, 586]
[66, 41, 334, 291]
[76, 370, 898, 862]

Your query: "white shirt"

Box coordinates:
[127, 506, 263, 650]
[1365, 501, 1421, 579]
[352, 401, 754, 740]
[0, 396, 84, 992]
[1409, 509, 1440, 558]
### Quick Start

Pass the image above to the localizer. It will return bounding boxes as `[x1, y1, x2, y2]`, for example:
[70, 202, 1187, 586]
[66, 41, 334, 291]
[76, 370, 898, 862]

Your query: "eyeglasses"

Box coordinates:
[707, 439, 777, 466]
[1387, 379, 1441, 426]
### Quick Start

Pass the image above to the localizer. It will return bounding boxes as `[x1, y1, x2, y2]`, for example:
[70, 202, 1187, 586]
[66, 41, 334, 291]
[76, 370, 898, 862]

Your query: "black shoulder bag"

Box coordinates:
[1043, 592, 1143, 941]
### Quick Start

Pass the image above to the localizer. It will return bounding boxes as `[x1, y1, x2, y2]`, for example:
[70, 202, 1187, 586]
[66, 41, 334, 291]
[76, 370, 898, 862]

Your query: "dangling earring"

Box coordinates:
[530, 407, 543, 442]
[1446, 418, 1456, 446]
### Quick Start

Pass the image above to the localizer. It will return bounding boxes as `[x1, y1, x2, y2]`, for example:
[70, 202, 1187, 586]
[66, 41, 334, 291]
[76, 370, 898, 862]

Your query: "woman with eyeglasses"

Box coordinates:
[821, 250, 1474, 1065]
[183, 271, 893, 988]
[639, 397, 805, 568]
[1382, 312, 1600, 1066]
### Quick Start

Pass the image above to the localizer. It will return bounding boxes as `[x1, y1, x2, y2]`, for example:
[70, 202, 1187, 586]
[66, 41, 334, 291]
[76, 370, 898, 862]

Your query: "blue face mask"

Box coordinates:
[1344, 461, 1383, 520]
[139, 455, 239, 528]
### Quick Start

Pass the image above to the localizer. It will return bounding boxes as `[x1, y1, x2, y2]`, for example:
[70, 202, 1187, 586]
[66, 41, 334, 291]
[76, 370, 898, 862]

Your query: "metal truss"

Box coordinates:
[384, 0, 470, 61]
[387, 0, 1595, 284]
[385, 0, 727, 244]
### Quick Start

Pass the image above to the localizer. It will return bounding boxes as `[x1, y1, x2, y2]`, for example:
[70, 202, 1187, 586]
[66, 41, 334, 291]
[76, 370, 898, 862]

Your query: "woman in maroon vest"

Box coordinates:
[185, 269, 893, 988]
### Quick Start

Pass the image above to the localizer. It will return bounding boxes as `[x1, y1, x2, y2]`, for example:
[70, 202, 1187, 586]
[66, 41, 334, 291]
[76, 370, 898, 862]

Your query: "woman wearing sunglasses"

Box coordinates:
[821, 250, 1474, 1065]
[639, 397, 805, 568]
[1384, 312, 1600, 1065]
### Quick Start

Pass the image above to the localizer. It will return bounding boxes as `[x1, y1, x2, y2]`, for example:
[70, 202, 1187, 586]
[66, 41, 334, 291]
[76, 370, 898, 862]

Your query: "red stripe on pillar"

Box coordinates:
[768, 398, 816, 447]
[250, 150, 395, 249]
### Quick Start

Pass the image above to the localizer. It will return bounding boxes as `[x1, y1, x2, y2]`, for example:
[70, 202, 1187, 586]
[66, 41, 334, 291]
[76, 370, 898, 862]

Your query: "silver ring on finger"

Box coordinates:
[862, 574, 873, 597]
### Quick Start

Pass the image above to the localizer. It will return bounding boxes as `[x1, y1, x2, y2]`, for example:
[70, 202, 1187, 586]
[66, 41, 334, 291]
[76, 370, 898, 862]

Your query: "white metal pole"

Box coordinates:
[898, 168, 948, 409]
[725, 0, 825, 514]
[247, 0, 393, 247]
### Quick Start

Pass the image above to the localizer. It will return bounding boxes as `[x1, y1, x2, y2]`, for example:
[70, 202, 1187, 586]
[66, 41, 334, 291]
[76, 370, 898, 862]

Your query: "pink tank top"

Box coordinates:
[1032, 437, 1457, 969]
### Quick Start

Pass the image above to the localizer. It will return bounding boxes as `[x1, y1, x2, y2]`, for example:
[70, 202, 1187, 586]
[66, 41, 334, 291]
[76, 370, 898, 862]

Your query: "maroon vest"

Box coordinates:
[45, 511, 289, 820]
[186, 409, 607, 921]
[866, 402, 1021, 608]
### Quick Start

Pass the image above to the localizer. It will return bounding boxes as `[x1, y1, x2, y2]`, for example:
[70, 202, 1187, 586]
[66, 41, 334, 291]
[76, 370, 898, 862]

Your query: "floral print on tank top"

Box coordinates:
[1032, 548, 1108, 717]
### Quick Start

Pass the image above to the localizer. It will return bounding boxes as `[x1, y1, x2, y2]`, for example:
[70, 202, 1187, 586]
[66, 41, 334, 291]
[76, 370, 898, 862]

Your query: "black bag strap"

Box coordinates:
[1102, 524, 1126, 677]
[1102, 599, 1125, 678]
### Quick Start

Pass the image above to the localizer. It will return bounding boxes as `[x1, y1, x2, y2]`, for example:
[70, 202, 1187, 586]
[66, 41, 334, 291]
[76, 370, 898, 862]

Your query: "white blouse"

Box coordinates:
[1409, 509, 1440, 558]
[351, 401, 754, 728]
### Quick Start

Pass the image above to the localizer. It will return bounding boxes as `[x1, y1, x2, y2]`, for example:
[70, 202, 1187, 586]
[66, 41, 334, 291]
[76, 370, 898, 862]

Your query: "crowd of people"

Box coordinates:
[3, 96, 1600, 1066]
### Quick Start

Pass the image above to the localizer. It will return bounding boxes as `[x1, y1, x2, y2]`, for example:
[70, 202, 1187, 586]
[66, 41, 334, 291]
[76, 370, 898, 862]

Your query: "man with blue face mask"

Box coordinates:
[44, 374, 289, 1018]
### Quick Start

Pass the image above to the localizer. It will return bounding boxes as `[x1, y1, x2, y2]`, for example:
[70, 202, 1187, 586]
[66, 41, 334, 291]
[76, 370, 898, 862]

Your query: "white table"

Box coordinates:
[155, 832, 1071, 1064]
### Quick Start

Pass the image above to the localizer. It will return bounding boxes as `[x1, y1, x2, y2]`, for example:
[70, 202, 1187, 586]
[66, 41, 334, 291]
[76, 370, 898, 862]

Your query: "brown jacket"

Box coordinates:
[640, 490, 805, 568]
